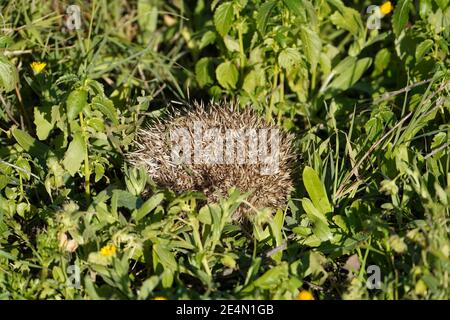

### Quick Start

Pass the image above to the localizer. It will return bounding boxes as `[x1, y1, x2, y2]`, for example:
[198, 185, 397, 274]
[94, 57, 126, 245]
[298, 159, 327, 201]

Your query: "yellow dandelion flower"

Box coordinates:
[153, 296, 168, 300]
[297, 290, 314, 300]
[100, 244, 117, 257]
[380, 1, 393, 15]
[30, 61, 47, 74]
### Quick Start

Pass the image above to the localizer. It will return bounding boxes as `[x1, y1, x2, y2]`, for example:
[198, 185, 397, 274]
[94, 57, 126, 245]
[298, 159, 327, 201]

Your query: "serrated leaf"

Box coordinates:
[62, 132, 86, 176]
[257, 0, 277, 34]
[278, 48, 302, 70]
[66, 88, 88, 121]
[91, 96, 118, 125]
[392, 0, 412, 37]
[216, 61, 238, 90]
[214, 2, 234, 37]
[0, 56, 18, 93]
[300, 26, 322, 76]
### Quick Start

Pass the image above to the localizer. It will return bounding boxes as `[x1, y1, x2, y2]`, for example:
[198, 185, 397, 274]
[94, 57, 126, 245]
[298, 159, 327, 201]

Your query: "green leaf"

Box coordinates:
[299, 26, 322, 76]
[328, 57, 372, 91]
[415, 39, 434, 62]
[256, 0, 277, 34]
[11, 127, 49, 159]
[216, 61, 238, 90]
[62, 132, 86, 176]
[153, 244, 177, 271]
[282, 0, 303, 17]
[373, 48, 391, 75]
[302, 166, 332, 214]
[133, 193, 164, 222]
[330, 6, 363, 36]
[66, 88, 88, 121]
[34, 106, 54, 140]
[214, 2, 234, 37]
[392, 0, 412, 37]
[112, 190, 138, 210]
[195, 57, 215, 88]
[199, 30, 217, 49]
[251, 264, 287, 289]
[0, 56, 18, 92]
[302, 198, 332, 241]
[91, 96, 118, 125]
[278, 48, 302, 71]
[243, 67, 266, 93]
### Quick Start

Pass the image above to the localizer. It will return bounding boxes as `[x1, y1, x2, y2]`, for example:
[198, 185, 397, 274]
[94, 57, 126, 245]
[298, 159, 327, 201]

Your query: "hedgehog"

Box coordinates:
[127, 100, 296, 221]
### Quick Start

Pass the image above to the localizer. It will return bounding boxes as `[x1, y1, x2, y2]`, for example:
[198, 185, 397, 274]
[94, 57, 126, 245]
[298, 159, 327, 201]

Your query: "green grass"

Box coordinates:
[0, 0, 449, 299]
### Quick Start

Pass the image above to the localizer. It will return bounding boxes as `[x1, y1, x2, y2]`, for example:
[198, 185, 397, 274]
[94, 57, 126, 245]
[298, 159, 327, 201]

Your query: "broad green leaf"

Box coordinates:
[415, 39, 433, 62]
[300, 26, 322, 76]
[256, 0, 277, 34]
[199, 30, 217, 49]
[282, 0, 302, 16]
[153, 244, 177, 271]
[330, 7, 363, 36]
[62, 132, 86, 176]
[223, 35, 240, 52]
[214, 2, 234, 37]
[243, 67, 266, 93]
[11, 127, 49, 158]
[328, 57, 372, 91]
[302, 198, 332, 241]
[0, 56, 18, 92]
[216, 61, 238, 90]
[278, 48, 302, 71]
[251, 264, 288, 289]
[373, 48, 391, 75]
[91, 96, 118, 125]
[66, 88, 88, 121]
[195, 57, 215, 88]
[302, 166, 332, 214]
[392, 0, 412, 37]
[198, 205, 212, 224]
[112, 190, 138, 210]
[34, 106, 54, 140]
[133, 193, 164, 222]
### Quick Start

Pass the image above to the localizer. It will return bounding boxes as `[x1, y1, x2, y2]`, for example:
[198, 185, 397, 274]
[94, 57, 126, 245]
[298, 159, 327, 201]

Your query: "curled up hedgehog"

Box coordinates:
[127, 101, 296, 221]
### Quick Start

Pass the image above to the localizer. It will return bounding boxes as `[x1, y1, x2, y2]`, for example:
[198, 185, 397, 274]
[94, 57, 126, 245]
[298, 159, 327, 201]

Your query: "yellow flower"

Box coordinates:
[153, 296, 168, 300]
[380, 1, 393, 15]
[100, 244, 117, 257]
[30, 61, 47, 74]
[297, 290, 314, 300]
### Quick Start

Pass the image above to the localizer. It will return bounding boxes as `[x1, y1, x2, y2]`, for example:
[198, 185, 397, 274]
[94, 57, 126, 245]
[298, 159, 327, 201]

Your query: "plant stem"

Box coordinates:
[79, 112, 91, 200]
